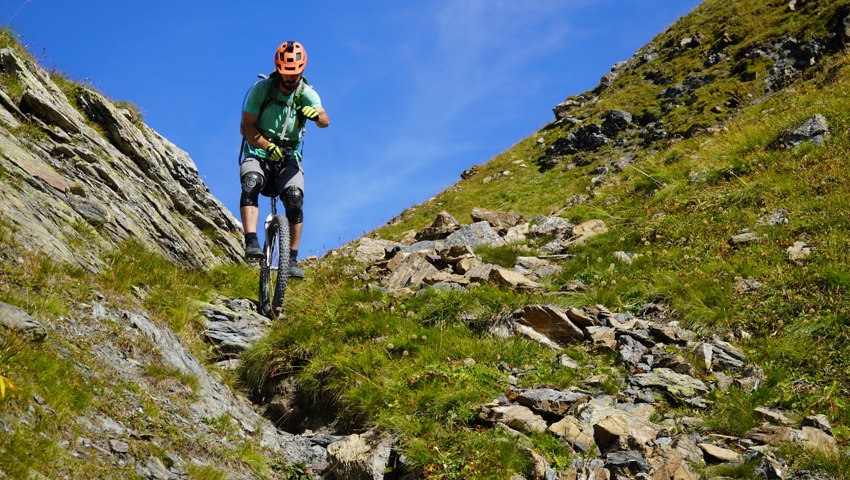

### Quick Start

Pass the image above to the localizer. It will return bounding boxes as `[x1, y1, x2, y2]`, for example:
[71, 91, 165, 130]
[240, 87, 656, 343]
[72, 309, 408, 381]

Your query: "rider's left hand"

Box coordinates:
[301, 105, 320, 121]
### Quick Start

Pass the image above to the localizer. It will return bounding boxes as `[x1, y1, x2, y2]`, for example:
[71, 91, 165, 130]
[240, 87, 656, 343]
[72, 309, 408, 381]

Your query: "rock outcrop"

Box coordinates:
[0, 47, 242, 272]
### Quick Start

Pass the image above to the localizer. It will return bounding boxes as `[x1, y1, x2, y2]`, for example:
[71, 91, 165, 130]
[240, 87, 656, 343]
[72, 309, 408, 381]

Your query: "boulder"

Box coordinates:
[326, 430, 394, 480]
[477, 404, 548, 433]
[355, 237, 399, 263]
[548, 416, 595, 453]
[470, 207, 526, 234]
[414, 211, 461, 241]
[489, 268, 542, 290]
[513, 305, 585, 347]
[775, 114, 830, 148]
[593, 409, 660, 452]
[384, 253, 439, 291]
[0, 302, 47, 342]
[443, 221, 506, 249]
[698, 443, 741, 463]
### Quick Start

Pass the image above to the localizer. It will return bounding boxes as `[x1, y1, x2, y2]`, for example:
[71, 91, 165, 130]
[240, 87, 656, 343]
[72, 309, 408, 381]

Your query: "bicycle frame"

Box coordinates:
[263, 195, 278, 265]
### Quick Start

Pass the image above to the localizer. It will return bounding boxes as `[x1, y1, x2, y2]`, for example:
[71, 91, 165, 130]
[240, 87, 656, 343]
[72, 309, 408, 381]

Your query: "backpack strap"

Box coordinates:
[275, 77, 306, 144]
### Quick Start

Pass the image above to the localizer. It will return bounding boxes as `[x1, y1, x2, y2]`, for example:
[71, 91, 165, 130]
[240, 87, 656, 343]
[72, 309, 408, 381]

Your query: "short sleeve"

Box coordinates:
[243, 80, 271, 115]
[301, 86, 322, 109]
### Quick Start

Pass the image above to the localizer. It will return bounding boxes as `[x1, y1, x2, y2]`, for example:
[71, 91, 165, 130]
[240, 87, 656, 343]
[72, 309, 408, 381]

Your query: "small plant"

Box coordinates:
[475, 244, 524, 269]
[0, 373, 19, 398]
[10, 122, 48, 142]
[114, 100, 145, 124]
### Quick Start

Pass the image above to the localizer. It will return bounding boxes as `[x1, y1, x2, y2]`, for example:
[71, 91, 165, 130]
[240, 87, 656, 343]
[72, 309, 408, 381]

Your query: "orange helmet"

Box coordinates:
[275, 41, 308, 75]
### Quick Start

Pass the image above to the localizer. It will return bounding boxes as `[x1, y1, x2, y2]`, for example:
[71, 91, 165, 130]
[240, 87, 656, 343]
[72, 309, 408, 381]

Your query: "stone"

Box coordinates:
[514, 305, 585, 347]
[754, 407, 793, 426]
[786, 241, 812, 264]
[398, 240, 437, 255]
[464, 262, 497, 283]
[733, 277, 762, 294]
[0, 47, 243, 271]
[729, 231, 761, 246]
[562, 219, 608, 248]
[618, 334, 647, 364]
[558, 354, 581, 370]
[745, 424, 838, 453]
[649, 322, 695, 345]
[455, 257, 482, 274]
[529, 215, 574, 238]
[514, 323, 561, 350]
[758, 209, 789, 226]
[548, 416, 595, 453]
[423, 270, 470, 286]
[606, 450, 649, 476]
[613, 251, 641, 264]
[586, 326, 618, 351]
[354, 237, 398, 263]
[630, 368, 709, 407]
[645, 444, 699, 480]
[0, 302, 47, 342]
[478, 405, 547, 433]
[672, 436, 705, 466]
[751, 451, 786, 480]
[470, 207, 525, 233]
[776, 114, 830, 149]
[414, 211, 461, 241]
[514, 256, 550, 272]
[698, 443, 741, 463]
[109, 439, 130, 454]
[442, 221, 506, 249]
[327, 430, 394, 480]
[438, 245, 476, 264]
[199, 296, 272, 359]
[514, 388, 590, 416]
[602, 110, 633, 137]
[801, 414, 833, 436]
[504, 223, 530, 243]
[800, 426, 839, 454]
[566, 308, 601, 328]
[384, 253, 439, 291]
[593, 410, 660, 452]
[655, 354, 694, 376]
[489, 268, 542, 290]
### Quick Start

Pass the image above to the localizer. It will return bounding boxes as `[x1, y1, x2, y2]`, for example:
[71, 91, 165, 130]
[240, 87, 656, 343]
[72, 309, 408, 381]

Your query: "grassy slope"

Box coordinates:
[244, 0, 850, 477]
[3, 1, 850, 478]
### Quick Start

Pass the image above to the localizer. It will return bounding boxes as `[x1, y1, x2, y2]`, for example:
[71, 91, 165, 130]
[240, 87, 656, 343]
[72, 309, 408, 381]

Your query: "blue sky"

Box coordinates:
[5, 0, 701, 257]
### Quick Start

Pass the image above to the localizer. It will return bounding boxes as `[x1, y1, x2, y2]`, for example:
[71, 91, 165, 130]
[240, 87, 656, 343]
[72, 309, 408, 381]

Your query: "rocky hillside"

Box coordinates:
[0, 38, 242, 272]
[3, 1, 850, 479]
[0, 29, 328, 479]
[237, 1, 850, 478]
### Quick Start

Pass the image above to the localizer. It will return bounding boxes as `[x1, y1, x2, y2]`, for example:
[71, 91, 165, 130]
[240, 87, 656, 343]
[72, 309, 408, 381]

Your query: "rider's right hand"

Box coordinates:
[266, 143, 284, 162]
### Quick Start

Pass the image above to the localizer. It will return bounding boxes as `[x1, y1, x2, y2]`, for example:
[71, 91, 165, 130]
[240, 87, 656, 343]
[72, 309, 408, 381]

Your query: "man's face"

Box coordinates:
[281, 73, 302, 91]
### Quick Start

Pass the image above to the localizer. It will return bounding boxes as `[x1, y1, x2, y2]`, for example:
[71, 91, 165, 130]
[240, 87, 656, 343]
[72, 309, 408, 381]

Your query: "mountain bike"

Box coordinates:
[258, 194, 291, 319]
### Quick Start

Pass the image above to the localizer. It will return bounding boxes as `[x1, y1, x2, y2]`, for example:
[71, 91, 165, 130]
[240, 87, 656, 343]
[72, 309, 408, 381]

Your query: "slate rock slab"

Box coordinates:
[0, 302, 47, 342]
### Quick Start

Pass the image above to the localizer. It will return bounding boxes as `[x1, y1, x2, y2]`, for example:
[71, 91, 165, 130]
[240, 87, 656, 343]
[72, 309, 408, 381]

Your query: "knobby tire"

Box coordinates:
[259, 215, 291, 319]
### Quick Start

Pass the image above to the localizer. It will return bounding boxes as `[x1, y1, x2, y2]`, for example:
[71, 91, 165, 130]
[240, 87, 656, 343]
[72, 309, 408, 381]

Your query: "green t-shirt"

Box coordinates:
[243, 78, 322, 160]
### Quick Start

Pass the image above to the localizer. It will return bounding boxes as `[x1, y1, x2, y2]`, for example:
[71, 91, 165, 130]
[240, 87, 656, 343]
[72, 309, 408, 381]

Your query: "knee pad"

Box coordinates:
[240, 172, 264, 207]
[282, 187, 304, 224]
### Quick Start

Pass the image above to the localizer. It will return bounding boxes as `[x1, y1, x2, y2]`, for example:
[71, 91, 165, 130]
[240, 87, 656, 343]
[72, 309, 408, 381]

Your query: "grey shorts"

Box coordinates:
[239, 156, 304, 197]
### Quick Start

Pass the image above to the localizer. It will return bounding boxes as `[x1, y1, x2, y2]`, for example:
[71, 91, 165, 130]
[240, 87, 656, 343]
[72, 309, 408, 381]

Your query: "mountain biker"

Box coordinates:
[239, 40, 329, 278]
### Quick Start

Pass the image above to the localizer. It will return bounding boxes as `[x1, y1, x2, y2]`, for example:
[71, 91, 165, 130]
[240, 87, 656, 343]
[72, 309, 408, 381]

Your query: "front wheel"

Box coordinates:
[258, 215, 291, 319]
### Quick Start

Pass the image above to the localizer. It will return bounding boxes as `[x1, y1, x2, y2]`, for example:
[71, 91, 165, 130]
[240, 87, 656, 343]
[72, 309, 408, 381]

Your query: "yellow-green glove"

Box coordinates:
[266, 143, 284, 162]
[301, 105, 320, 121]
